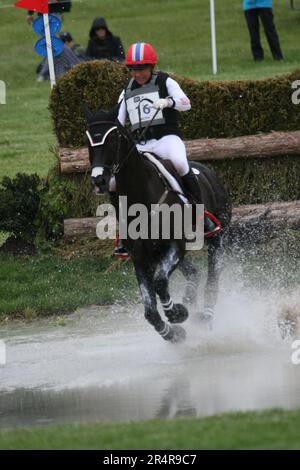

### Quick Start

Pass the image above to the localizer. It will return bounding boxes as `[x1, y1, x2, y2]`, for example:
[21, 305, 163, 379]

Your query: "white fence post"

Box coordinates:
[210, 0, 217, 75]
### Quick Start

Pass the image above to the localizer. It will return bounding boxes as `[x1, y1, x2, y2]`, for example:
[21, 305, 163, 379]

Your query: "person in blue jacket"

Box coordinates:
[243, 0, 283, 61]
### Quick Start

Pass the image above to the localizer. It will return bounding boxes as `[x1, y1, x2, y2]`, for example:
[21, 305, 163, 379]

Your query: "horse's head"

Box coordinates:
[83, 105, 132, 194]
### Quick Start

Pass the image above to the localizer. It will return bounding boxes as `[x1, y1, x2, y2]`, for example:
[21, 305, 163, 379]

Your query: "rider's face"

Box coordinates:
[130, 67, 152, 86]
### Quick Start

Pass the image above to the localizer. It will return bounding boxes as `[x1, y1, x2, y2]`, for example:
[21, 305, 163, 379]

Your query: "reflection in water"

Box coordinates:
[1, 348, 300, 428]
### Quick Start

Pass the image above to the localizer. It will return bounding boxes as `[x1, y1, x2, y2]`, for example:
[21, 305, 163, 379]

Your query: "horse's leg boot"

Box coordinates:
[181, 170, 216, 235]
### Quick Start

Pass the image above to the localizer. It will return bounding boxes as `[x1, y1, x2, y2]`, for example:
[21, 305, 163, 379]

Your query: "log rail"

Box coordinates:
[59, 130, 300, 174]
[63, 200, 300, 239]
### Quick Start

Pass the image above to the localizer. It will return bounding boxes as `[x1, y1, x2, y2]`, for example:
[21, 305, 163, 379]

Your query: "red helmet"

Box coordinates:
[125, 42, 157, 68]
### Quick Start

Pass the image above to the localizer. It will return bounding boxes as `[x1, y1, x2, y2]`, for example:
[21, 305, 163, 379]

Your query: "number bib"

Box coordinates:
[124, 75, 166, 132]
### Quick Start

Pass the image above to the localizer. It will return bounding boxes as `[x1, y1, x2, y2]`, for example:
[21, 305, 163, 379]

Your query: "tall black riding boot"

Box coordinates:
[181, 169, 216, 235]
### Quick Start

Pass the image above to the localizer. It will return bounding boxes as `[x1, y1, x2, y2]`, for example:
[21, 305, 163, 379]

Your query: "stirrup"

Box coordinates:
[114, 235, 130, 260]
[204, 211, 223, 238]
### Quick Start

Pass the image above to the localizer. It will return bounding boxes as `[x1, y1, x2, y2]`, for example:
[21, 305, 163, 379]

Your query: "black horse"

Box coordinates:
[85, 107, 232, 343]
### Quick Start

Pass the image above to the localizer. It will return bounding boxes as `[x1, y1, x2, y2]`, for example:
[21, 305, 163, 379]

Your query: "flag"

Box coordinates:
[15, 0, 49, 14]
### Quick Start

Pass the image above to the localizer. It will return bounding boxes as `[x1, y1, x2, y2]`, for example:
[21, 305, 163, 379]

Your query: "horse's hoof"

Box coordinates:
[182, 295, 198, 307]
[278, 317, 298, 339]
[182, 284, 198, 306]
[169, 325, 186, 343]
[158, 323, 186, 343]
[165, 303, 189, 324]
[198, 308, 214, 330]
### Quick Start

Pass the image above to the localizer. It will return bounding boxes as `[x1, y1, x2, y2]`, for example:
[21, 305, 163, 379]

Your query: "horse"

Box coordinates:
[84, 106, 232, 343]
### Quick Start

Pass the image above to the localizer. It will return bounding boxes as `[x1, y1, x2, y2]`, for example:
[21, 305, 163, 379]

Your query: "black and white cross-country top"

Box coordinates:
[117, 71, 191, 140]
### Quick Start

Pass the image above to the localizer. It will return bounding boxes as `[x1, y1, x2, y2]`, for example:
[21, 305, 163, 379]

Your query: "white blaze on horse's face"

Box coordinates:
[91, 167, 106, 194]
[88, 125, 118, 194]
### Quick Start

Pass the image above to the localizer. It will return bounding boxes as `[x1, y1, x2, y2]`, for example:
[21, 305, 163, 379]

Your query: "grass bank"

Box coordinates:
[0, 408, 300, 449]
[0, 251, 137, 319]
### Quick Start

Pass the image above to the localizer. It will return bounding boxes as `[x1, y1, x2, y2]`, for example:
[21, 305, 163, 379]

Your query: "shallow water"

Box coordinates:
[1, 270, 300, 428]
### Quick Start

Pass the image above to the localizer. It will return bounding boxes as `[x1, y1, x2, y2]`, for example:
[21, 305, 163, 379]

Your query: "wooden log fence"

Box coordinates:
[59, 130, 300, 174]
[63, 200, 300, 239]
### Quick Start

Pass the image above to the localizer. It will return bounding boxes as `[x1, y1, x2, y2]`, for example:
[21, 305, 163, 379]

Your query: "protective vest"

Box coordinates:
[124, 71, 180, 140]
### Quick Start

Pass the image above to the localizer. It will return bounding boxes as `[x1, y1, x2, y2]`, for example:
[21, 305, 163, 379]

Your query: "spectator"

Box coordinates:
[59, 32, 89, 61]
[86, 17, 125, 62]
[243, 0, 283, 61]
[37, 44, 81, 81]
[26, 0, 72, 25]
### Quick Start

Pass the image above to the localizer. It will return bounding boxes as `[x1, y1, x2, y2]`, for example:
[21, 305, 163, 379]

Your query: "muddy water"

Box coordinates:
[0, 270, 300, 428]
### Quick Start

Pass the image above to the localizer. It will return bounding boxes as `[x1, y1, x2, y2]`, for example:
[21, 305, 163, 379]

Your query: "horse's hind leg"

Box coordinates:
[154, 243, 188, 325]
[178, 257, 201, 307]
[134, 259, 185, 343]
[202, 234, 225, 324]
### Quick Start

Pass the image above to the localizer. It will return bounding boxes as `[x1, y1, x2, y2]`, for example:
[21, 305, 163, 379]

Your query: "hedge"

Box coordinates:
[37, 166, 101, 241]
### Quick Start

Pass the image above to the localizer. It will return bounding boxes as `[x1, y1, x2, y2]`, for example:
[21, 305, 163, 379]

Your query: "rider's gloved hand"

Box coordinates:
[153, 97, 174, 110]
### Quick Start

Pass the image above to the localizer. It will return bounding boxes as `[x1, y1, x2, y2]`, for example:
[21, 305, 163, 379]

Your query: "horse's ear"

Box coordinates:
[81, 103, 94, 122]
[107, 104, 120, 122]
[92, 104, 119, 122]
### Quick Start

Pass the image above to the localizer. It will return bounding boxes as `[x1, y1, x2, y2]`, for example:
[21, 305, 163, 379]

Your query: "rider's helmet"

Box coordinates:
[125, 42, 157, 69]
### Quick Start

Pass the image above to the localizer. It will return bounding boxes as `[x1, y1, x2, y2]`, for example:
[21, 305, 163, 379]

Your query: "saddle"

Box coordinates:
[140, 151, 189, 203]
[140, 151, 223, 237]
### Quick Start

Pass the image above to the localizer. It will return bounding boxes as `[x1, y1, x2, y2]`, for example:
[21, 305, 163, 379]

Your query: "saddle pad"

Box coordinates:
[143, 152, 188, 204]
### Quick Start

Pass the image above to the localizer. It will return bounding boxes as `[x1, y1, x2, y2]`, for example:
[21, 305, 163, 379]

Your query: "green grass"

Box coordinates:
[0, 253, 137, 318]
[1, 408, 300, 449]
[1, 0, 300, 179]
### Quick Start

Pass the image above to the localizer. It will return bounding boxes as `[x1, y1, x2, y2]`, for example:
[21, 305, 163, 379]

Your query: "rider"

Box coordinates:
[113, 42, 217, 254]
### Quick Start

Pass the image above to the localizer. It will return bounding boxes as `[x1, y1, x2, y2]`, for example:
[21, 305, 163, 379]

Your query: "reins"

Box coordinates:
[112, 107, 160, 174]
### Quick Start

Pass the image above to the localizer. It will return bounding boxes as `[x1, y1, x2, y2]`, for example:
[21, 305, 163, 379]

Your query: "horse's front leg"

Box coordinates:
[202, 234, 225, 325]
[134, 258, 185, 343]
[153, 243, 188, 326]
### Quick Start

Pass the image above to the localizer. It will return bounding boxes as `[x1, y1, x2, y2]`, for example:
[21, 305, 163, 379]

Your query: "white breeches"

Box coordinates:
[109, 134, 189, 192]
